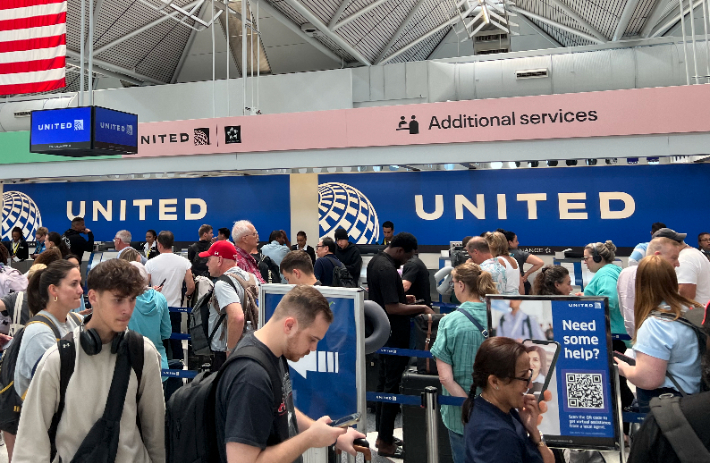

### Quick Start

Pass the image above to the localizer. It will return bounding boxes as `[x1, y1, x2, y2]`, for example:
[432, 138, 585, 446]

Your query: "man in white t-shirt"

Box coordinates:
[145, 230, 194, 359]
[653, 228, 710, 326]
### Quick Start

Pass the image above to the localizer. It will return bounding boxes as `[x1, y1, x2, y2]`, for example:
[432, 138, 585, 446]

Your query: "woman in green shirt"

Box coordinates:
[431, 263, 497, 463]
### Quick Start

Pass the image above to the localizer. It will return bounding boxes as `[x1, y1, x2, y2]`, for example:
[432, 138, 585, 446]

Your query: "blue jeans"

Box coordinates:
[448, 429, 466, 463]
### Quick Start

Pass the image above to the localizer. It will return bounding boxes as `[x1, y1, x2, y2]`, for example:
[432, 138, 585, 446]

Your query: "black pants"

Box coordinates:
[169, 312, 183, 360]
[375, 353, 409, 444]
[211, 351, 227, 372]
[613, 338, 635, 434]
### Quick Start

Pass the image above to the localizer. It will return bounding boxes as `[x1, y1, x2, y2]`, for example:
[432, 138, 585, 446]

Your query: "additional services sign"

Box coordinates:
[260, 286, 364, 421]
[318, 164, 710, 248]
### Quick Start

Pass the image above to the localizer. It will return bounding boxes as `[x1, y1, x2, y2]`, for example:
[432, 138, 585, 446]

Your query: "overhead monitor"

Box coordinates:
[30, 106, 137, 156]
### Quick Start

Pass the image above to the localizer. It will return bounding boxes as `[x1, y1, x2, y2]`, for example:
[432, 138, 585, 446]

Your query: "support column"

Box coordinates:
[289, 173, 320, 246]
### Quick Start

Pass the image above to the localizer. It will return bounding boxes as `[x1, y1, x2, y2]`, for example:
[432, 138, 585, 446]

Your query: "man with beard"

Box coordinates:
[215, 285, 365, 463]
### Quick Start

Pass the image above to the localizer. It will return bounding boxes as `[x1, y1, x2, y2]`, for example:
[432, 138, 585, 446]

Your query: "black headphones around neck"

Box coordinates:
[80, 314, 125, 356]
[591, 248, 602, 264]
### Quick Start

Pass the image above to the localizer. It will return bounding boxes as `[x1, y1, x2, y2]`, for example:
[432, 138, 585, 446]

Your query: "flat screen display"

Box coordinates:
[486, 295, 621, 451]
[30, 107, 93, 152]
[93, 106, 138, 153]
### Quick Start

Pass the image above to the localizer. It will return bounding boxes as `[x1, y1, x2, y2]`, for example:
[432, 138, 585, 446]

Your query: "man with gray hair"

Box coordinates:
[618, 236, 682, 337]
[232, 220, 265, 283]
[115, 230, 146, 264]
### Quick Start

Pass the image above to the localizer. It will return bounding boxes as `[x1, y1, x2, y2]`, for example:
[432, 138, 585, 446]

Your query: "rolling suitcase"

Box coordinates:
[400, 368, 453, 463]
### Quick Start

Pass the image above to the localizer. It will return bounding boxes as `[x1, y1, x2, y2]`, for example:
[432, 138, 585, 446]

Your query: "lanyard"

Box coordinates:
[12, 241, 20, 255]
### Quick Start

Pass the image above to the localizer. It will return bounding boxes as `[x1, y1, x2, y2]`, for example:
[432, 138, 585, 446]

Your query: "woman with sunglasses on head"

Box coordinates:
[533, 266, 573, 296]
[462, 337, 554, 463]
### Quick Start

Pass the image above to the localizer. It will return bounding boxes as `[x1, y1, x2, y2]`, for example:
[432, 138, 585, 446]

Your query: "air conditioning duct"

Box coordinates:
[515, 69, 549, 79]
[0, 95, 76, 132]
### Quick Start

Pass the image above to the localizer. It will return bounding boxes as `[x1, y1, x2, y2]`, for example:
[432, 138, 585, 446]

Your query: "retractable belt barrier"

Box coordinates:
[163, 313, 644, 423]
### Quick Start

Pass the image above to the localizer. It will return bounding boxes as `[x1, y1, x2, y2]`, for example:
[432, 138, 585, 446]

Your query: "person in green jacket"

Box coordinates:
[581, 240, 635, 414]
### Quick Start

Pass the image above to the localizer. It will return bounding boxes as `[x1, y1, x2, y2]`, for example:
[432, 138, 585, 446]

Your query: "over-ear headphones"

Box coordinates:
[80, 314, 125, 356]
[592, 248, 602, 264]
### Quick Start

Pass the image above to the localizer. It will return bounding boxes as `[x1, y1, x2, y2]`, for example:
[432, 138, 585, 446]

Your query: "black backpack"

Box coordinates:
[49, 330, 144, 463]
[327, 255, 357, 288]
[257, 253, 282, 284]
[0, 313, 78, 434]
[450, 248, 469, 269]
[189, 242, 211, 278]
[648, 394, 710, 462]
[165, 344, 282, 463]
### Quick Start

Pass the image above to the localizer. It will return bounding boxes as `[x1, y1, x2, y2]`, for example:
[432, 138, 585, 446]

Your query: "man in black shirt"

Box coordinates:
[402, 253, 431, 306]
[314, 237, 345, 286]
[334, 228, 362, 283]
[215, 285, 365, 463]
[188, 224, 213, 277]
[61, 217, 94, 262]
[367, 233, 434, 458]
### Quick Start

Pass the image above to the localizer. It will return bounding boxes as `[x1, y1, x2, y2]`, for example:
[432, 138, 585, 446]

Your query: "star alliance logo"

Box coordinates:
[225, 125, 241, 144]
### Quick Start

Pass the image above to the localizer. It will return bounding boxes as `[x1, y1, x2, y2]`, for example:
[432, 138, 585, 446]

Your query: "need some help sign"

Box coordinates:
[261, 288, 359, 420]
[549, 297, 619, 450]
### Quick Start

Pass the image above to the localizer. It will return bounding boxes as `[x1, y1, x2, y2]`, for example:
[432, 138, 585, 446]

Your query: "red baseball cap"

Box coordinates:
[199, 240, 238, 260]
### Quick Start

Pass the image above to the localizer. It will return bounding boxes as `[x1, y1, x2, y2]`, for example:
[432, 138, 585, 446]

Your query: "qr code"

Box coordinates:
[566, 373, 604, 409]
[74, 119, 84, 130]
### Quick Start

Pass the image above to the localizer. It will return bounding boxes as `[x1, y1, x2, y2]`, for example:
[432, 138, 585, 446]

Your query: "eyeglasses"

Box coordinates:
[512, 369, 534, 384]
[316, 244, 325, 248]
[581, 256, 591, 262]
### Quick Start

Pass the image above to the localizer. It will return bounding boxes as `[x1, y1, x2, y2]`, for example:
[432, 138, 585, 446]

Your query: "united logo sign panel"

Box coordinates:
[0, 0, 67, 96]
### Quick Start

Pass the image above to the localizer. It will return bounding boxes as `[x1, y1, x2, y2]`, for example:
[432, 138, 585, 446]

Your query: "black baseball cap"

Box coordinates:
[652, 228, 686, 243]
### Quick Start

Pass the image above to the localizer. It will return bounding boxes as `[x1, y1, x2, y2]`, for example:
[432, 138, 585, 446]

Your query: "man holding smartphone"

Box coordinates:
[215, 285, 365, 463]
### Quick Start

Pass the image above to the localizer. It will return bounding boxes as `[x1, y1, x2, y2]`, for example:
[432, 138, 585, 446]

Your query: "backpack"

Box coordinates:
[326, 255, 356, 288]
[648, 395, 710, 462]
[189, 272, 259, 356]
[450, 248, 469, 269]
[189, 242, 211, 278]
[257, 253, 281, 284]
[652, 312, 710, 393]
[414, 308, 488, 375]
[499, 313, 534, 340]
[49, 330, 144, 463]
[0, 265, 28, 298]
[0, 313, 80, 434]
[165, 344, 282, 463]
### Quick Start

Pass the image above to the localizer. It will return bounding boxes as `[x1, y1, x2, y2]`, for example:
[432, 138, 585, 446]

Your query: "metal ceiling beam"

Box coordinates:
[328, 0, 353, 28]
[613, 0, 640, 40]
[171, 2, 205, 83]
[94, 0, 203, 55]
[374, 0, 427, 63]
[66, 49, 166, 85]
[507, 6, 606, 44]
[547, 0, 607, 42]
[66, 62, 144, 86]
[651, 0, 704, 36]
[253, 0, 343, 63]
[514, 11, 562, 47]
[280, 0, 371, 65]
[331, 0, 391, 31]
[640, 0, 671, 37]
[381, 12, 465, 64]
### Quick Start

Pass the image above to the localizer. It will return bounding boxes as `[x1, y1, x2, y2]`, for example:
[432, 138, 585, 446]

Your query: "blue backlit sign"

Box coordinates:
[93, 106, 137, 153]
[30, 106, 137, 156]
[30, 107, 92, 150]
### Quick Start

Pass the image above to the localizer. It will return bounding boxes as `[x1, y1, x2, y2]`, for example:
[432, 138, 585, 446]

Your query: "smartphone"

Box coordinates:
[613, 352, 636, 366]
[523, 339, 561, 403]
[329, 412, 361, 428]
[159, 279, 166, 287]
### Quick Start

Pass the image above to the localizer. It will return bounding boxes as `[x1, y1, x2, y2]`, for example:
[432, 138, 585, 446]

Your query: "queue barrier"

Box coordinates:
[164, 312, 646, 425]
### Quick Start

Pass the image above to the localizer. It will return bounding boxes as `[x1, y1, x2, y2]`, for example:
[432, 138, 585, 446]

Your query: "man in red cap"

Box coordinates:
[200, 240, 261, 371]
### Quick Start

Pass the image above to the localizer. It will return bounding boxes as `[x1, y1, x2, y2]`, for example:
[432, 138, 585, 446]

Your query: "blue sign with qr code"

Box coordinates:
[261, 289, 358, 420]
[549, 298, 618, 447]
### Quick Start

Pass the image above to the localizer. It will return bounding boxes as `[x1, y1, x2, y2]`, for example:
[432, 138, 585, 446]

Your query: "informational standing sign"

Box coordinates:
[259, 284, 366, 431]
[487, 295, 621, 451]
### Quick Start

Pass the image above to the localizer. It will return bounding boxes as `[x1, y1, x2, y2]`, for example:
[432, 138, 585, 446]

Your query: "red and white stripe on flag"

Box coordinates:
[0, 0, 67, 96]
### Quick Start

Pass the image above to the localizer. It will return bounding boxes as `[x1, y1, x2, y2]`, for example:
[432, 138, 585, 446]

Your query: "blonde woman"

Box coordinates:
[431, 263, 497, 463]
[485, 232, 521, 295]
[616, 255, 704, 412]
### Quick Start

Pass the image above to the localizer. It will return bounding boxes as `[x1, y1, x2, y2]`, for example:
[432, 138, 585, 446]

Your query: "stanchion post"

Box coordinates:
[423, 386, 439, 463]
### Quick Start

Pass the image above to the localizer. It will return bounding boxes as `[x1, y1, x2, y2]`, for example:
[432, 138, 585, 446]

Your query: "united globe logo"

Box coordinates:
[1, 191, 42, 241]
[318, 182, 379, 244]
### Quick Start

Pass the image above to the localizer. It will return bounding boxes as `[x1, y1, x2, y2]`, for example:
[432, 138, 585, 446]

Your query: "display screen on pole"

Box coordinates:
[30, 107, 93, 152]
[486, 295, 621, 451]
[93, 106, 138, 153]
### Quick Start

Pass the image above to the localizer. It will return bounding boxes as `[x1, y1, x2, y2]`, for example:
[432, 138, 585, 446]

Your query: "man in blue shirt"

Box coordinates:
[261, 230, 290, 281]
[313, 237, 345, 286]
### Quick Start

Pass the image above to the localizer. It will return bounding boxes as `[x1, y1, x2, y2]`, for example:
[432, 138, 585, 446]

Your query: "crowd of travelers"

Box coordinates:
[0, 217, 708, 463]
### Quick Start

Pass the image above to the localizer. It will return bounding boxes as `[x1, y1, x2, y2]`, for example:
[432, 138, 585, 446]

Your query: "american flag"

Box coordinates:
[0, 0, 67, 96]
